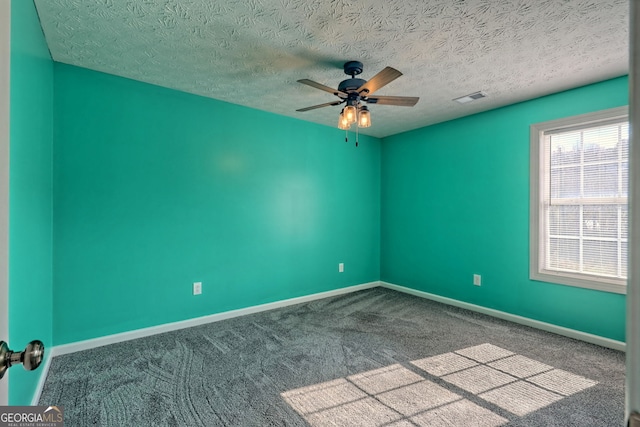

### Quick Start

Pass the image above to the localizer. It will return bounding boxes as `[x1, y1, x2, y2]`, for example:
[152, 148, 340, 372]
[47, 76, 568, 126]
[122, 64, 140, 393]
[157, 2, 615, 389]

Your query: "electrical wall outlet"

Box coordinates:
[473, 274, 482, 286]
[338, 263, 344, 273]
[193, 282, 202, 295]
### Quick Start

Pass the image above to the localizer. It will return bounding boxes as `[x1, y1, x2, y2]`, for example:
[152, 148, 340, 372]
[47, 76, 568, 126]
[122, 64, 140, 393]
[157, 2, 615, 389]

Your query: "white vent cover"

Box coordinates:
[453, 91, 488, 104]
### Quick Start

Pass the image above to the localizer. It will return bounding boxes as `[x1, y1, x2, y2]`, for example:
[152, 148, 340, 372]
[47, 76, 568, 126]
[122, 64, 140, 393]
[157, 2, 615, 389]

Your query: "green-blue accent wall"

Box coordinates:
[381, 76, 628, 342]
[52, 64, 381, 345]
[9, 0, 54, 405]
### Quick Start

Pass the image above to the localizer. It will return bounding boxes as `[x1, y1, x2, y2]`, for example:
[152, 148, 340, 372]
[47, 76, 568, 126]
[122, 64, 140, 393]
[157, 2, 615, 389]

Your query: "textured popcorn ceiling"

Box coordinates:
[34, 0, 628, 138]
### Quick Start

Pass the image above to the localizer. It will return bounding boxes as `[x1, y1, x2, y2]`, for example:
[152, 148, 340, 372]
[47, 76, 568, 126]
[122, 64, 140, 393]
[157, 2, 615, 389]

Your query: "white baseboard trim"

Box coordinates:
[380, 281, 626, 352]
[30, 352, 51, 406]
[50, 281, 380, 357]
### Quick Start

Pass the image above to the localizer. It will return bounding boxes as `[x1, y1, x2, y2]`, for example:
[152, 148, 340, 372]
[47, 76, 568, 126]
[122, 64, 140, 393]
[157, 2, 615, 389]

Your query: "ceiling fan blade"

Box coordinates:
[365, 95, 419, 107]
[297, 79, 347, 98]
[296, 100, 343, 112]
[357, 67, 403, 95]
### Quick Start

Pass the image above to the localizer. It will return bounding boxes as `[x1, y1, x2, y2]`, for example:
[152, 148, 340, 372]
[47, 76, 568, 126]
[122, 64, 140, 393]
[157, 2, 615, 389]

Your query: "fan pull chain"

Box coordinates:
[345, 129, 348, 143]
[355, 124, 359, 147]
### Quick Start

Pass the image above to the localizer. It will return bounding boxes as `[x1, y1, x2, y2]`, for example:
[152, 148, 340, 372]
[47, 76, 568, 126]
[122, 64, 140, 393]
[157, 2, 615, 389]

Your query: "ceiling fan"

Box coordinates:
[296, 61, 419, 132]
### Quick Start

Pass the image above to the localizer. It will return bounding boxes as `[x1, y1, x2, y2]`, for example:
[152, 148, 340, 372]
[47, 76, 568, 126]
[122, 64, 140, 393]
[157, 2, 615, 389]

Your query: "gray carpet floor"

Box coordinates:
[39, 287, 625, 426]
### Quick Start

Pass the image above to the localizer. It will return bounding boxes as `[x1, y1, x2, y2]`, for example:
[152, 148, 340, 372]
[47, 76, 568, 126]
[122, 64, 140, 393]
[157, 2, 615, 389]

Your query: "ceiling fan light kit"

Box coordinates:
[297, 61, 419, 141]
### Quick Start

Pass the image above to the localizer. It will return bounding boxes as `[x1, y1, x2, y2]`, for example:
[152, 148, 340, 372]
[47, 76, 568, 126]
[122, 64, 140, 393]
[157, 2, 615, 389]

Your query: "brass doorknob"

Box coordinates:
[0, 340, 45, 379]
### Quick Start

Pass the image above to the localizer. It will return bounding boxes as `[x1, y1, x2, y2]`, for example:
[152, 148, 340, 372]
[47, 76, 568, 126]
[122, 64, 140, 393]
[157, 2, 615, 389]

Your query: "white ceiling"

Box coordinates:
[34, 0, 629, 138]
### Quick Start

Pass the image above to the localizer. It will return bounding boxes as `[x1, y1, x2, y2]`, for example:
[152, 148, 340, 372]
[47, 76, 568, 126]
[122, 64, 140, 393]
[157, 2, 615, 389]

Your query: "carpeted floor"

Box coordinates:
[39, 287, 624, 426]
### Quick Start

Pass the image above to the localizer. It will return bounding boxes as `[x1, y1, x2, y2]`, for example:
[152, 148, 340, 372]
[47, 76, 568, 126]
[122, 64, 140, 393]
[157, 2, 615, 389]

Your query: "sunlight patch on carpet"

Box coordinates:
[441, 365, 518, 394]
[347, 364, 423, 395]
[454, 343, 515, 363]
[303, 397, 400, 426]
[410, 400, 509, 427]
[282, 343, 598, 425]
[487, 355, 553, 378]
[280, 378, 367, 414]
[479, 381, 563, 416]
[528, 369, 598, 396]
[376, 380, 461, 416]
[411, 352, 479, 376]
[412, 343, 598, 417]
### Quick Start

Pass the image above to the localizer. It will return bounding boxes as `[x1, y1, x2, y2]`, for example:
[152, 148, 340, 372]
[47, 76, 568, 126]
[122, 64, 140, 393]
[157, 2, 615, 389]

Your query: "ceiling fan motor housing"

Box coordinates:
[338, 78, 367, 93]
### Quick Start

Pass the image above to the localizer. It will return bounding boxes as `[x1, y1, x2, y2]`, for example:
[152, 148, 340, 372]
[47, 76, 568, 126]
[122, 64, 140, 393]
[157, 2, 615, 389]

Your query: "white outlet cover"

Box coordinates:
[339, 263, 344, 273]
[473, 275, 482, 286]
[193, 282, 202, 295]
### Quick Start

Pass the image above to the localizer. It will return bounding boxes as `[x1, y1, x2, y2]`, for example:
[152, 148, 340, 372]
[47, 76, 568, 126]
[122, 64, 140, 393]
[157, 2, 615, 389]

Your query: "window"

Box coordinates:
[530, 107, 628, 294]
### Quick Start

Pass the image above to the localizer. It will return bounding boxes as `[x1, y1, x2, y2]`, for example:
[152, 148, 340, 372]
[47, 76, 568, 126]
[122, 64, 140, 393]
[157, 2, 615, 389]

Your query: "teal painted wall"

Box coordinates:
[52, 64, 381, 345]
[9, 0, 54, 405]
[381, 76, 628, 342]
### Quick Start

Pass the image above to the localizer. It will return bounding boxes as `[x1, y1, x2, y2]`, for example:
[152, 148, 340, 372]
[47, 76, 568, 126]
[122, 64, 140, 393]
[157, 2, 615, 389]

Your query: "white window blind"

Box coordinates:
[544, 120, 628, 280]
[530, 107, 628, 294]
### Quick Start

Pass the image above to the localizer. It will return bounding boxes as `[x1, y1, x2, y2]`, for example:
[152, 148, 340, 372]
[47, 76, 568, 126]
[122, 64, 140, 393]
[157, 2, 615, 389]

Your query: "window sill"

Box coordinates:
[531, 270, 626, 294]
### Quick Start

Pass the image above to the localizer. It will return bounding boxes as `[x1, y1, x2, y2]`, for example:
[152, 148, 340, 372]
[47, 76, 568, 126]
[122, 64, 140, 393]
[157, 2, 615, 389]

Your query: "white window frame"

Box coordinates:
[530, 106, 628, 294]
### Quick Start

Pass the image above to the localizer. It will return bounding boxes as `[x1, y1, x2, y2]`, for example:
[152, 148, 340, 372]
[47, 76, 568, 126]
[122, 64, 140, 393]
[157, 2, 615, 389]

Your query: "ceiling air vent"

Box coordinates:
[453, 91, 487, 104]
